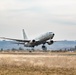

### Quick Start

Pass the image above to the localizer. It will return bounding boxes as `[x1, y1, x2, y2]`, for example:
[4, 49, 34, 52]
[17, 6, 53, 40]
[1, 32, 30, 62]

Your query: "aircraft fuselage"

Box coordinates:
[24, 32, 54, 47]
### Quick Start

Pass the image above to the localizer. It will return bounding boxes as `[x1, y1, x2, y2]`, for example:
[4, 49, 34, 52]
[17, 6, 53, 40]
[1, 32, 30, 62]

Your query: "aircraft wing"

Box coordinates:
[0, 37, 30, 42]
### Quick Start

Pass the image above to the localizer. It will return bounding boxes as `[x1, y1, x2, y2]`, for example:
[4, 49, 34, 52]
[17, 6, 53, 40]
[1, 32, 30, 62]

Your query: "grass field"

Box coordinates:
[0, 52, 76, 75]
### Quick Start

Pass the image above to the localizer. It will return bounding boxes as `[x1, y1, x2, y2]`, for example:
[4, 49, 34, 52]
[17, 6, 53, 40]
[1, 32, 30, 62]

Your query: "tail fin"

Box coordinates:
[22, 29, 28, 40]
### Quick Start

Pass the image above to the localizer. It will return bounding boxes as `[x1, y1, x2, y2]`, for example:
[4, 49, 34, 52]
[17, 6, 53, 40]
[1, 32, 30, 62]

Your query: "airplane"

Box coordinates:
[0, 29, 55, 51]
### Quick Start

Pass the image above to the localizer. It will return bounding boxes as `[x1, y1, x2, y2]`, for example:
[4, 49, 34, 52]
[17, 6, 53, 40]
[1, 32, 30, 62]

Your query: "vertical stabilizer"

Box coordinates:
[22, 29, 28, 40]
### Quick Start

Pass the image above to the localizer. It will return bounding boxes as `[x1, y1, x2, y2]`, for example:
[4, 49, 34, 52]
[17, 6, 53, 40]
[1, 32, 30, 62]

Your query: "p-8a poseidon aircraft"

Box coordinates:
[0, 29, 55, 50]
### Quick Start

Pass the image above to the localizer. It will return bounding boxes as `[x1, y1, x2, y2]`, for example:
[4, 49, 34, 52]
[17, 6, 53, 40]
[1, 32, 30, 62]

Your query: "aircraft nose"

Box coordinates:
[53, 33, 55, 36]
[50, 32, 55, 39]
[49, 32, 54, 36]
[52, 33, 55, 38]
[50, 32, 54, 35]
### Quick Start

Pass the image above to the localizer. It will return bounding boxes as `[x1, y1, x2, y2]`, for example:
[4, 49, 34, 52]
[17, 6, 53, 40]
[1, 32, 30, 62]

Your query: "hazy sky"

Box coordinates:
[0, 0, 76, 40]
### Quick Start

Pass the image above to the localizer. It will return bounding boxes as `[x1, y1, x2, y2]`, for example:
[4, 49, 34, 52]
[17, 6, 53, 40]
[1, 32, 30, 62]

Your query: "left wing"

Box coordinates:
[0, 37, 30, 42]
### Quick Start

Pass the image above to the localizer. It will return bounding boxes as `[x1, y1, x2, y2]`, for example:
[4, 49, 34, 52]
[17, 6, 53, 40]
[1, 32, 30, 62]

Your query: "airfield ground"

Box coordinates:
[0, 51, 76, 75]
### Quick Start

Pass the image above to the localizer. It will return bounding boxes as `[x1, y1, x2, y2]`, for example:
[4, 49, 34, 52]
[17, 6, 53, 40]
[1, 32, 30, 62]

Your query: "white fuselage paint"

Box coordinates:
[24, 32, 54, 47]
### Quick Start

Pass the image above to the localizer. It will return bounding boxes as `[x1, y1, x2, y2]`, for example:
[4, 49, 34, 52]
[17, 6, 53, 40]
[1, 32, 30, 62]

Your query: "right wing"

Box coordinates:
[0, 37, 30, 42]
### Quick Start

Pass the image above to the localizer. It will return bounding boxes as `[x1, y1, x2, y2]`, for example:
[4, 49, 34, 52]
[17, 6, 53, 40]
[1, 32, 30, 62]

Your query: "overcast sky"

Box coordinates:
[0, 0, 76, 40]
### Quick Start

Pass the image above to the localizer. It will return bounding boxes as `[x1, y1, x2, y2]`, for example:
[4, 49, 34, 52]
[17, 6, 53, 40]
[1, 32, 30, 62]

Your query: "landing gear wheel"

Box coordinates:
[31, 46, 35, 51]
[42, 45, 47, 51]
[29, 50, 32, 52]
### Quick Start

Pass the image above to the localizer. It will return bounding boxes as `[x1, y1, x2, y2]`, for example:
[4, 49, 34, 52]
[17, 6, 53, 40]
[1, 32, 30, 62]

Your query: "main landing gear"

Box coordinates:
[42, 45, 47, 51]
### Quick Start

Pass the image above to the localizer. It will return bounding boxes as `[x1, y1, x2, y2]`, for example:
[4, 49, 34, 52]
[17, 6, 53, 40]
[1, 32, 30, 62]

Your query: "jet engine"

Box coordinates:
[47, 40, 54, 45]
[30, 39, 36, 44]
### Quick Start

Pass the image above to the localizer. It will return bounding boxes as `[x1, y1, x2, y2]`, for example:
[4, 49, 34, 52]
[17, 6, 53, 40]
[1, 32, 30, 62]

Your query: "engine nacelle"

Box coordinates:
[47, 40, 54, 45]
[30, 39, 36, 44]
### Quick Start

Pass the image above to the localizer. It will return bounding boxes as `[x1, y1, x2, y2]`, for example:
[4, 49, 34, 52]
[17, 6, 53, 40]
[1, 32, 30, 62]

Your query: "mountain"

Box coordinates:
[48, 40, 76, 50]
[0, 40, 24, 50]
[0, 40, 76, 50]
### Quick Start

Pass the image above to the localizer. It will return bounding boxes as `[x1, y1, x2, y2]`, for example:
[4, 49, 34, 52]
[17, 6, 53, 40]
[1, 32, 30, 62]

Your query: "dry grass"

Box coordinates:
[0, 52, 76, 75]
